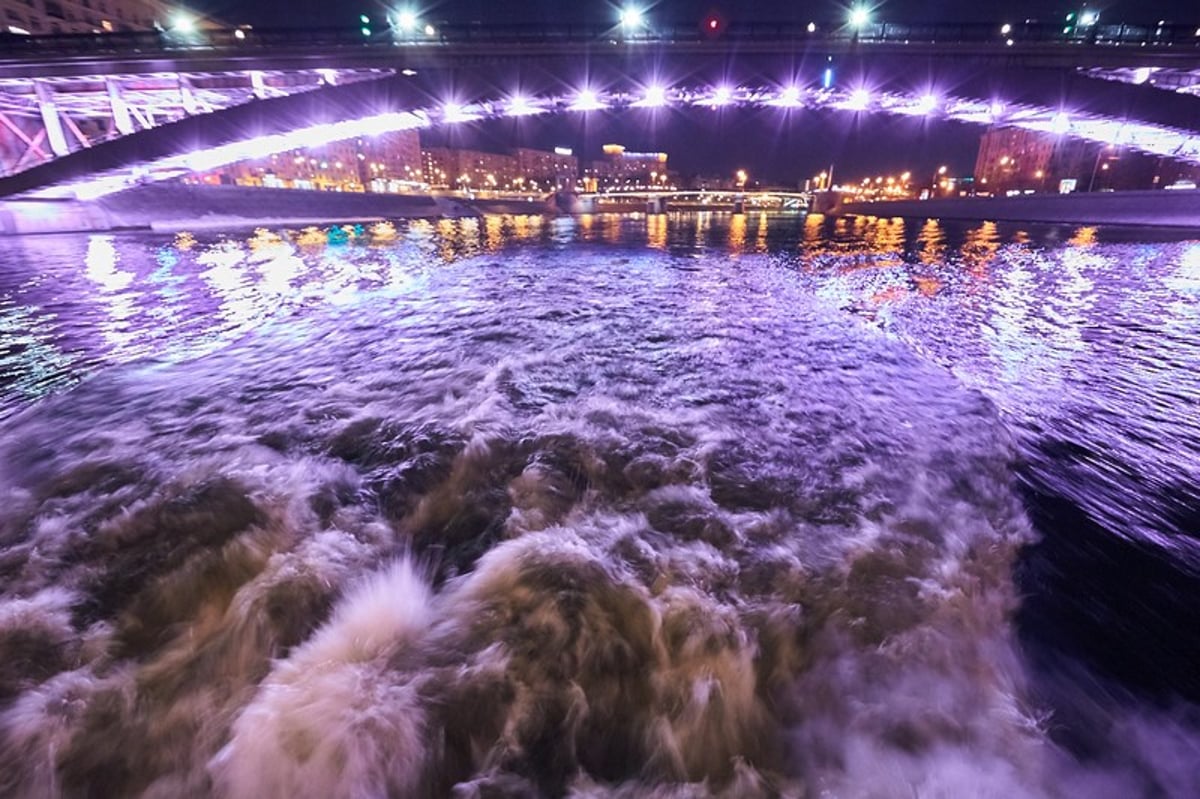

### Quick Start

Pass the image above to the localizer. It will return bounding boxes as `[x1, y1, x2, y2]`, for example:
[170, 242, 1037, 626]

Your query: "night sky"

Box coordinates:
[188, 0, 1200, 184]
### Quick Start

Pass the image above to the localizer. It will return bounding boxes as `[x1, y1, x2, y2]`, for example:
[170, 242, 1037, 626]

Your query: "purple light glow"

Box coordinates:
[636, 85, 668, 108]
[706, 85, 734, 107]
[846, 89, 872, 111]
[915, 94, 939, 115]
[570, 89, 606, 112]
[773, 86, 803, 107]
[504, 95, 542, 116]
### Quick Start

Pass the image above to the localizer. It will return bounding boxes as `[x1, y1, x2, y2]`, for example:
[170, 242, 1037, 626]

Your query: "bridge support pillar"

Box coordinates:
[554, 191, 594, 214]
[646, 197, 665, 214]
[33, 82, 70, 157]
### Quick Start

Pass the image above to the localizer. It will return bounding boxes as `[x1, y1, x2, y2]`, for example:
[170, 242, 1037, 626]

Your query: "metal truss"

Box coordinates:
[1082, 67, 1200, 98]
[0, 68, 393, 176]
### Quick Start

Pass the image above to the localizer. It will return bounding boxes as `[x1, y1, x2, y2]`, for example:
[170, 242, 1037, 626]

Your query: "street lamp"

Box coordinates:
[171, 13, 196, 33]
[619, 6, 644, 31]
[395, 10, 418, 32]
[931, 165, 948, 196]
[848, 6, 870, 28]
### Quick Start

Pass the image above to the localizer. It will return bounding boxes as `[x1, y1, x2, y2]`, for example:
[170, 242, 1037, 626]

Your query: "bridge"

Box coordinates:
[564, 189, 810, 214]
[0, 20, 1198, 199]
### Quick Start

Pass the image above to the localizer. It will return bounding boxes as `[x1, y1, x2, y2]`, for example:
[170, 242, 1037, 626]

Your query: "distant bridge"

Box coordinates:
[1, 21, 1199, 197]
[567, 189, 810, 214]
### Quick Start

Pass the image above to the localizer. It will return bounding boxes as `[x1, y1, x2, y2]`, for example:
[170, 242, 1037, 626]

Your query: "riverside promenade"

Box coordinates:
[833, 189, 1200, 229]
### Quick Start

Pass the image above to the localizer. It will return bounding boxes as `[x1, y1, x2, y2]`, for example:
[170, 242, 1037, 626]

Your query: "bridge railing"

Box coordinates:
[1, 20, 1199, 59]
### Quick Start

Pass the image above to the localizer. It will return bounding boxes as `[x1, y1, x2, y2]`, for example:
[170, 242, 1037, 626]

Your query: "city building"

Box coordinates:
[973, 127, 1056, 194]
[590, 144, 670, 188]
[421, 147, 519, 191]
[423, 145, 575, 192]
[1, 0, 168, 35]
[512, 147, 578, 190]
[974, 125, 1200, 194]
[202, 130, 424, 192]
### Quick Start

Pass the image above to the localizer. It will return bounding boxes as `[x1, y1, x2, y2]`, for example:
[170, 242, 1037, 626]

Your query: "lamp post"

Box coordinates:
[931, 165, 948, 197]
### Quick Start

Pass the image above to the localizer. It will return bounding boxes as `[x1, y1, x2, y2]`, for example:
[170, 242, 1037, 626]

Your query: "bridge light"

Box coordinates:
[640, 85, 668, 107]
[233, 28, 245, 39]
[506, 94, 538, 116]
[172, 13, 196, 33]
[848, 6, 870, 28]
[424, 24, 435, 35]
[710, 85, 733, 106]
[847, 88, 871, 110]
[442, 102, 469, 122]
[989, 101, 1005, 119]
[359, 14, 370, 24]
[1000, 23, 1012, 35]
[1080, 10, 1098, 26]
[778, 85, 802, 107]
[1051, 112, 1071, 134]
[807, 22, 816, 33]
[571, 89, 605, 111]
[361, 26, 371, 37]
[915, 94, 938, 114]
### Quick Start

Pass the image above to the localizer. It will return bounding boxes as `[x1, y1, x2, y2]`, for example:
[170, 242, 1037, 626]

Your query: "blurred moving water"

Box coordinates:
[0, 213, 1198, 797]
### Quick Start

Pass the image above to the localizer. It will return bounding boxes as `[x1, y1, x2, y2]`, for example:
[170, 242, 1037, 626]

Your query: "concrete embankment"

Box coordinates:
[0, 184, 553, 235]
[835, 189, 1200, 229]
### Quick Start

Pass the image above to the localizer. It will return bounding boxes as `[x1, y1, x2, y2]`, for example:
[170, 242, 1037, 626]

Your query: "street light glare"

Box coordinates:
[619, 7, 644, 29]
[172, 14, 196, 33]
[396, 10, 418, 31]
[849, 6, 870, 28]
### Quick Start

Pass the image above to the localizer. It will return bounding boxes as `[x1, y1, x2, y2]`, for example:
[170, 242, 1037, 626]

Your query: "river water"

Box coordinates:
[0, 213, 1197, 797]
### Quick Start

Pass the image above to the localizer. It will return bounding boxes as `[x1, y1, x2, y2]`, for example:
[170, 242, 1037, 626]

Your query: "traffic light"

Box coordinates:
[701, 11, 725, 37]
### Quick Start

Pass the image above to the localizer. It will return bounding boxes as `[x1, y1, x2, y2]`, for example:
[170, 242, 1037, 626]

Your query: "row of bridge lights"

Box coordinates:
[434, 86, 1088, 155]
[436, 86, 1050, 125]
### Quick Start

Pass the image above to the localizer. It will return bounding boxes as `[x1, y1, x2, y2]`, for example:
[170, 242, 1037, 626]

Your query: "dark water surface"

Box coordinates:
[0, 213, 1198, 797]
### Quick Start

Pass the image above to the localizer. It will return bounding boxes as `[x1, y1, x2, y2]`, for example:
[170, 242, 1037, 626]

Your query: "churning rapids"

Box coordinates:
[0, 214, 1198, 797]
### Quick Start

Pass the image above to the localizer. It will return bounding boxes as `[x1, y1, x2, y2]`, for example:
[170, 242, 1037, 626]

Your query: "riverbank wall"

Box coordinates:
[0, 184, 554, 235]
[835, 189, 1200, 229]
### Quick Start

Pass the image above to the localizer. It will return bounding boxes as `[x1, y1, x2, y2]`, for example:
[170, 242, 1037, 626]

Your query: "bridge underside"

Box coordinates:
[2, 45, 1200, 199]
[0, 68, 389, 180]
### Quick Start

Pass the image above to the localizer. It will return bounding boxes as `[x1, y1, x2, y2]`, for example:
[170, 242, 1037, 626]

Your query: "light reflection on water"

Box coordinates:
[3, 213, 1197, 555]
